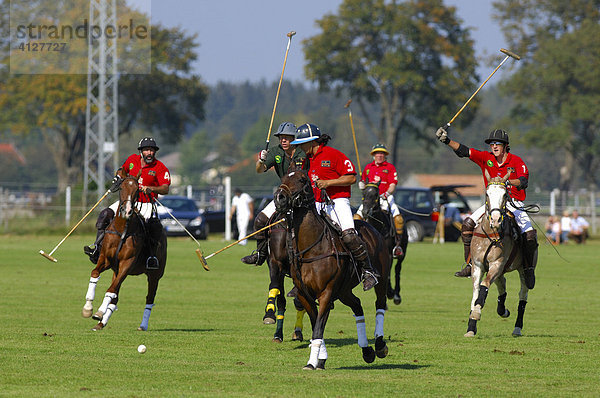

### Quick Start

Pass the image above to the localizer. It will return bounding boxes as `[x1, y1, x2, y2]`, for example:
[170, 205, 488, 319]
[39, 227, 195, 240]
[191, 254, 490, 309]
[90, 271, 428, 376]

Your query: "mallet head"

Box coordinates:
[287, 31, 296, 38]
[195, 249, 210, 271]
[39, 250, 57, 262]
[344, 99, 352, 108]
[500, 48, 521, 61]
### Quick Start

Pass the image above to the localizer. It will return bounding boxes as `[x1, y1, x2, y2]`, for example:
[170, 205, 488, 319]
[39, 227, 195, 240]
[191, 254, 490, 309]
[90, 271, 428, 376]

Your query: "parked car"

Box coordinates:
[199, 195, 273, 236]
[394, 185, 473, 242]
[156, 196, 208, 239]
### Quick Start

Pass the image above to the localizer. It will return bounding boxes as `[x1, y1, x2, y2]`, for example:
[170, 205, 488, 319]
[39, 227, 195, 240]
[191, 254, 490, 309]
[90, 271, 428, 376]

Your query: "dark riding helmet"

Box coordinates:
[370, 143, 389, 156]
[274, 122, 297, 137]
[484, 129, 509, 146]
[291, 123, 321, 145]
[137, 137, 159, 151]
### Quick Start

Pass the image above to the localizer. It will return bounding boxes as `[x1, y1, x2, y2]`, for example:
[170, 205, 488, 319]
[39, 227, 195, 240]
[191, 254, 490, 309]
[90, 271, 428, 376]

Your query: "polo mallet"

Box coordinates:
[39, 189, 111, 262]
[344, 99, 362, 177]
[154, 197, 210, 271]
[445, 48, 521, 128]
[204, 218, 285, 261]
[265, 31, 296, 151]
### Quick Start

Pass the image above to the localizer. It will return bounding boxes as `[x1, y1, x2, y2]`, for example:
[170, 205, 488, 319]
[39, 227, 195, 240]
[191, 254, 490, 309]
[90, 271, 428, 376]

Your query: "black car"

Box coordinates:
[394, 185, 473, 242]
[157, 196, 208, 239]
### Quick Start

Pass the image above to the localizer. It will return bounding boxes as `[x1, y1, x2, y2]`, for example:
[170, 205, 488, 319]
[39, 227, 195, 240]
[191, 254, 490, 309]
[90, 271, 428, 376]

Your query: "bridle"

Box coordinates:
[485, 180, 508, 228]
[118, 176, 140, 219]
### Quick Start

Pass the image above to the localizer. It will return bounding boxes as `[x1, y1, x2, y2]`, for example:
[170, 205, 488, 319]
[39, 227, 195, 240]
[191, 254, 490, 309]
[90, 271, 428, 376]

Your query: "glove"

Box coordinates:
[380, 192, 389, 200]
[109, 175, 123, 193]
[259, 150, 268, 162]
[436, 127, 450, 145]
[358, 181, 366, 190]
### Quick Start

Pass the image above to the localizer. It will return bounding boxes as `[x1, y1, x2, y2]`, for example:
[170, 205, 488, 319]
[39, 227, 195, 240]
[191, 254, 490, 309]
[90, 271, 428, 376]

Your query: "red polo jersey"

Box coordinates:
[469, 149, 528, 201]
[307, 144, 356, 202]
[121, 154, 171, 203]
[361, 161, 398, 195]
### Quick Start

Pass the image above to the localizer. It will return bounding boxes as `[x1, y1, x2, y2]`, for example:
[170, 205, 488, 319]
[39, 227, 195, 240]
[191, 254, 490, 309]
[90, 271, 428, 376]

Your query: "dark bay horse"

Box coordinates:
[360, 182, 408, 305]
[465, 171, 530, 337]
[81, 174, 167, 331]
[274, 170, 391, 370]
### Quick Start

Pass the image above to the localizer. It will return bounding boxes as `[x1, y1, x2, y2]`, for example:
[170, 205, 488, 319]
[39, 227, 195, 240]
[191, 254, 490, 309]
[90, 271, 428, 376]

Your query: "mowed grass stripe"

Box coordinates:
[0, 234, 598, 397]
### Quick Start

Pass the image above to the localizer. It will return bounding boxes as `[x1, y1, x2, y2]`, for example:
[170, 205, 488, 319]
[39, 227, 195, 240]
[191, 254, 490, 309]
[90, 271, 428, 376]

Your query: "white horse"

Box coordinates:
[465, 169, 530, 337]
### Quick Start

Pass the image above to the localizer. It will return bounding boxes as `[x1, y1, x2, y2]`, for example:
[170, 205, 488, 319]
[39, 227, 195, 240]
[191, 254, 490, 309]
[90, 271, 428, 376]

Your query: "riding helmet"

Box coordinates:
[370, 143, 389, 156]
[291, 123, 321, 145]
[137, 137, 159, 151]
[274, 122, 297, 137]
[484, 129, 509, 145]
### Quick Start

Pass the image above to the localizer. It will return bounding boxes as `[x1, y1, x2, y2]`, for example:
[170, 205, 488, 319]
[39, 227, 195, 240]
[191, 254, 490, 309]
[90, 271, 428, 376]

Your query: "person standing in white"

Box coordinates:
[231, 188, 254, 245]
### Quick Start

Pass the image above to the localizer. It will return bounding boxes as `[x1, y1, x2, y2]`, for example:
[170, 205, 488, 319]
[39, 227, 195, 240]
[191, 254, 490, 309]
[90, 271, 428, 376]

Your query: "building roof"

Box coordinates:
[0, 143, 26, 165]
[401, 174, 484, 197]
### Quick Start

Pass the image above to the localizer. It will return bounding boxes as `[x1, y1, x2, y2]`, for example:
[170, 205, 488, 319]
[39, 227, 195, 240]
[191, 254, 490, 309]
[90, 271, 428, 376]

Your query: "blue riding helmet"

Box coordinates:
[291, 123, 321, 145]
[274, 122, 297, 137]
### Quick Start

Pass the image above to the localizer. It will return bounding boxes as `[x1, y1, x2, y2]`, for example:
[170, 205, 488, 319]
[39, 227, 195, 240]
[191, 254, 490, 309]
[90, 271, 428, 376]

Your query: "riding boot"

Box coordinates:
[145, 217, 163, 270]
[392, 214, 404, 258]
[241, 212, 269, 265]
[522, 229, 538, 290]
[83, 208, 114, 264]
[455, 217, 476, 277]
[341, 229, 378, 291]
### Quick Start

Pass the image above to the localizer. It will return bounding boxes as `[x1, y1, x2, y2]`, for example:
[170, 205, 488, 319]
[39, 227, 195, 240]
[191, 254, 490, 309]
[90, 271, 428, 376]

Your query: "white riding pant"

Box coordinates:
[261, 200, 277, 218]
[315, 198, 355, 231]
[469, 200, 533, 233]
[109, 201, 154, 221]
[355, 194, 400, 218]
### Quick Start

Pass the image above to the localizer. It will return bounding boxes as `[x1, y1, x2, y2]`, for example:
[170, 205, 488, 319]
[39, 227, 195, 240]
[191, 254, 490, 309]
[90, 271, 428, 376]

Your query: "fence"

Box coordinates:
[0, 182, 597, 235]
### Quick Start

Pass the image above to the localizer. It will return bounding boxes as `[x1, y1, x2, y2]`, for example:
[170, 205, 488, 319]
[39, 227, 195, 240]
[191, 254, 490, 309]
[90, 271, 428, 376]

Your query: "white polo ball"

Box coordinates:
[137, 344, 147, 354]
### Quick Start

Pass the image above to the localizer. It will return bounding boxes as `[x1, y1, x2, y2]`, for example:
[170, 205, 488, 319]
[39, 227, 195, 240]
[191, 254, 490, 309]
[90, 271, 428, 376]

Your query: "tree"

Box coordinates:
[492, 0, 600, 190]
[303, 0, 479, 165]
[0, 1, 207, 191]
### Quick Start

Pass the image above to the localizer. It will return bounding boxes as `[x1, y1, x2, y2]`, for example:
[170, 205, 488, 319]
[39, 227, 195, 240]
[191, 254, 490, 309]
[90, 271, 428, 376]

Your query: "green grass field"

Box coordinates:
[1, 233, 599, 397]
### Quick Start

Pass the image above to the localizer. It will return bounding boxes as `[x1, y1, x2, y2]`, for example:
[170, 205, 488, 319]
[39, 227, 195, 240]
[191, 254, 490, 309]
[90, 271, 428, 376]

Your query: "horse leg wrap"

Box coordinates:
[375, 309, 385, 338]
[98, 292, 117, 314]
[318, 340, 328, 360]
[515, 300, 527, 329]
[139, 303, 154, 331]
[295, 309, 305, 330]
[101, 303, 117, 326]
[85, 277, 100, 301]
[475, 285, 489, 308]
[497, 292, 509, 317]
[461, 218, 476, 263]
[265, 288, 279, 313]
[467, 318, 478, 334]
[354, 315, 369, 348]
[307, 339, 322, 368]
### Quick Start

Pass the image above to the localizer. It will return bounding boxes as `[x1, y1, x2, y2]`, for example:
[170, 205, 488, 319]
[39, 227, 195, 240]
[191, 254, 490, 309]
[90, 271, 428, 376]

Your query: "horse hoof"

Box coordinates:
[500, 309, 510, 318]
[316, 359, 326, 370]
[512, 327, 522, 337]
[263, 311, 276, 325]
[362, 346, 376, 363]
[82, 308, 93, 318]
[92, 311, 104, 321]
[393, 294, 402, 305]
[137, 326, 147, 331]
[303, 364, 315, 371]
[292, 331, 303, 342]
[470, 307, 481, 321]
[272, 336, 283, 343]
[464, 331, 476, 337]
[91, 322, 104, 331]
[375, 336, 388, 358]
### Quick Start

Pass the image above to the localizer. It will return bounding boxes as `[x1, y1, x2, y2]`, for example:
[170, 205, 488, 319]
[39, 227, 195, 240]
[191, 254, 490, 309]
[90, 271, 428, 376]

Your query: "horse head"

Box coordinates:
[361, 182, 381, 220]
[118, 175, 140, 219]
[484, 169, 511, 229]
[274, 166, 315, 213]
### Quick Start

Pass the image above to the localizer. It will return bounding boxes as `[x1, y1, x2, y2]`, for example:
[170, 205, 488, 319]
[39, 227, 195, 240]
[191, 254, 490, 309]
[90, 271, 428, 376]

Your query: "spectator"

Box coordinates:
[560, 210, 571, 244]
[545, 216, 561, 245]
[230, 188, 254, 245]
[568, 210, 589, 244]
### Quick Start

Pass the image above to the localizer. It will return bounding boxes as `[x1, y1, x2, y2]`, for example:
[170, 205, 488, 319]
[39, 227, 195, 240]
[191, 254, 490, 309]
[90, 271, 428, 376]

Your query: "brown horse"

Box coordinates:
[360, 182, 408, 305]
[81, 174, 167, 331]
[274, 169, 390, 370]
[465, 171, 530, 337]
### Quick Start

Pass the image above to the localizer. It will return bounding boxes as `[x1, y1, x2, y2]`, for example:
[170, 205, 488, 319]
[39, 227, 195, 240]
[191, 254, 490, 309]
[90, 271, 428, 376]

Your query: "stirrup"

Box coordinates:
[241, 250, 264, 266]
[146, 256, 159, 270]
[392, 244, 404, 258]
[83, 245, 95, 255]
[362, 270, 378, 291]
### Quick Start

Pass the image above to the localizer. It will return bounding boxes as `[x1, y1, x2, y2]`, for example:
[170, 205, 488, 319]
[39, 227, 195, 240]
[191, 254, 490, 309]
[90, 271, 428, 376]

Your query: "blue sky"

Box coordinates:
[138, 1, 505, 85]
